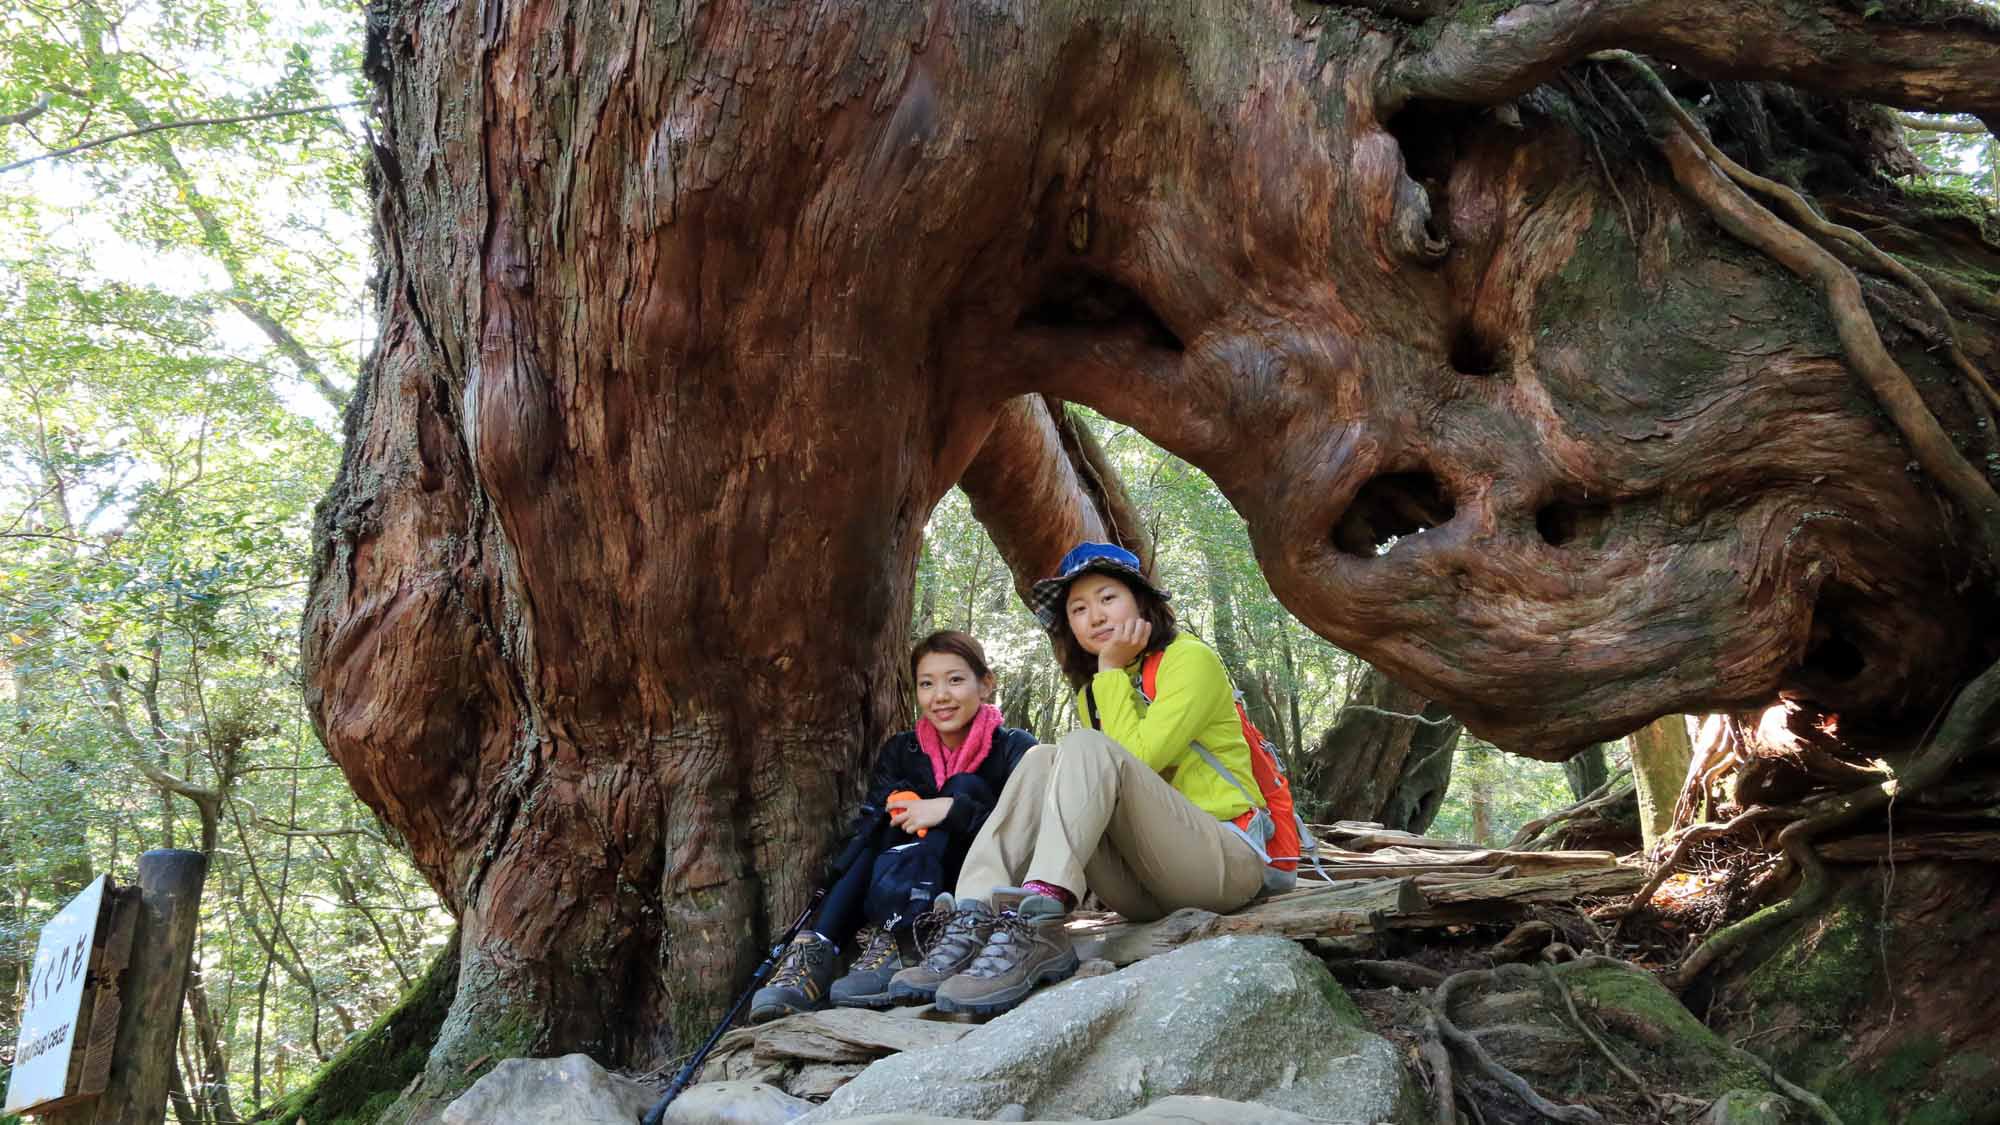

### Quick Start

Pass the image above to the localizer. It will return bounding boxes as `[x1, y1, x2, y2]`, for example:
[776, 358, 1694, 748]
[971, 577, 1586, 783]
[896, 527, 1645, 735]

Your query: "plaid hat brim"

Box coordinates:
[1028, 559, 1170, 629]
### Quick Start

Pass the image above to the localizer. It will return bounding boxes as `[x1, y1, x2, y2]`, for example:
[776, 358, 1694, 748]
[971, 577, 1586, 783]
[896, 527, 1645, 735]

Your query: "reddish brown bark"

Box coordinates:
[306, 0, 2000, 1094]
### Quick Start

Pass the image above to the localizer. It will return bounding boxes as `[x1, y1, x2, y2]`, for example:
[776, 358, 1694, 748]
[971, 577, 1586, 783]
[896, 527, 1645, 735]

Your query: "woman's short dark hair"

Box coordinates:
[1050, 575, 1179, 690]
[910, 629, 994, 684]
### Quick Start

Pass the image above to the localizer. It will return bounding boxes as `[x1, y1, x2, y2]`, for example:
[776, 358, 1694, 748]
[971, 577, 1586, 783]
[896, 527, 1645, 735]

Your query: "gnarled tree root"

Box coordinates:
[1672, 655, 2000, 988]
[1595, 52, 2000, 416]
[1541, 960, 1655, 1113]
[1557, 956, 1845, 1125]
[1416, 1007, 1458, 1125]
[1431, 966, 1604, 1123]
[1602, 50, 2000, 564]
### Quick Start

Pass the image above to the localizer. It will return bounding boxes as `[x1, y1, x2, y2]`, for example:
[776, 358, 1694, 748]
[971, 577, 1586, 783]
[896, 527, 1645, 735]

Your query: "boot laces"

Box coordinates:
[964, 912, 1041, 979]
[916, 908, 986, 969]
[852, 926, 900, 972]
[767, 936, 825, 988]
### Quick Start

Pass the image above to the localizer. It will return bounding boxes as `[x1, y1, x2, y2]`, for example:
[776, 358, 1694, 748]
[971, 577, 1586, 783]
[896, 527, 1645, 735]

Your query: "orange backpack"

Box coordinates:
[1139, 651, 1314, 895]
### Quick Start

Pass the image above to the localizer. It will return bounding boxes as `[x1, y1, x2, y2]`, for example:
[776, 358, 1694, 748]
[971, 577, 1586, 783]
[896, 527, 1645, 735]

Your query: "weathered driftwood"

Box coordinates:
[1321, 846, 1621, 874]
[1395, 869, 1645, 930]
[1072, 859, 1642, 964]
[1073, 878, 1433, 965]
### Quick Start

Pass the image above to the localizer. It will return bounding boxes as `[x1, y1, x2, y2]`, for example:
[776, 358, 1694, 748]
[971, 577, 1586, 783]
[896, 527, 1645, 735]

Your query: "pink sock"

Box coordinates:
[1023, 880, 1076, 910]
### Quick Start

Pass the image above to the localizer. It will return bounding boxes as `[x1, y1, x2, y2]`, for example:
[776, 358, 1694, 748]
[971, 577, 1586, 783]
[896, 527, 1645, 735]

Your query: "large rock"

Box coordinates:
[802, 935, 1418, 1123]
[662, 1080, 816, 1124]
[440, 1053, 654, 1124]
[832, 1094, 1347, 1123]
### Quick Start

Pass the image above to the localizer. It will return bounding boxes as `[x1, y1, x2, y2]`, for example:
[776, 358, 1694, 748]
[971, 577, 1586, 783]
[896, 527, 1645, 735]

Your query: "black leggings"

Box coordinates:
[812, 773, 995, 948]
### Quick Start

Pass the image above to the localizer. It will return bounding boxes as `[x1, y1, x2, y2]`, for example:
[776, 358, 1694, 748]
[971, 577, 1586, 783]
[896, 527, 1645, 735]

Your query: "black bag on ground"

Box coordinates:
[862, 831, 947, 932]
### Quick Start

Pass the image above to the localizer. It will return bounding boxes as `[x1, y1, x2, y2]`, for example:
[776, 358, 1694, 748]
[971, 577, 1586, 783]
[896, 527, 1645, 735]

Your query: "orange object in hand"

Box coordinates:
[886, 790, 927, 837]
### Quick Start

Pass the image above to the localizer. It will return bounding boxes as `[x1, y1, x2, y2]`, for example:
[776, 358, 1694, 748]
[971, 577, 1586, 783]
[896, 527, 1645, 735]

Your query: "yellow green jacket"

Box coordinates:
[1073, 633, 1264, 822]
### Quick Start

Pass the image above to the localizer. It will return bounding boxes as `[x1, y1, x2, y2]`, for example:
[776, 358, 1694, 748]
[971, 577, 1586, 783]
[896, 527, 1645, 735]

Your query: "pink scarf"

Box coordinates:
[915, 703, 1004, 789]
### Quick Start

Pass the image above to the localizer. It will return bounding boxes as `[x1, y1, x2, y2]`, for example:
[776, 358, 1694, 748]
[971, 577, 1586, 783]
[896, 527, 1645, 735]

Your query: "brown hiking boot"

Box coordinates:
[830, 924, 905, 1009]
[933, 891, 1078, 1017]
[747, 931, 834, 1024]
[886, 893, 995, 1005]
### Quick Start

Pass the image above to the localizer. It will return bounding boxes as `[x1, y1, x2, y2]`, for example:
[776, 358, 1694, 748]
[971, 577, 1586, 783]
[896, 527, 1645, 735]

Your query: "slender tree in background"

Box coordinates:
[1629, 715, 1696, 851]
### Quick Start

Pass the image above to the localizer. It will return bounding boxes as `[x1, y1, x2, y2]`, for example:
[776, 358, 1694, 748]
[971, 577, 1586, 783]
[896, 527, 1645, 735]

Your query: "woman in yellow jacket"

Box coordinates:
[888, 542, 1270, 1016]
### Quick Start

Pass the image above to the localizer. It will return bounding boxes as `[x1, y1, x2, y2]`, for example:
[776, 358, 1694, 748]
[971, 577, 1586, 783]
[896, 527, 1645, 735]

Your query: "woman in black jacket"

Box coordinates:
[749, 630, 1037, 1021]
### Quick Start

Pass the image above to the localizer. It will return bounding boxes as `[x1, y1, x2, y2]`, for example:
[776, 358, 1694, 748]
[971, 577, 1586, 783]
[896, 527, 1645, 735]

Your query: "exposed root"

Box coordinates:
[1556, 956, 1846, 1125]
[1603, 51, 2000, 563]
[1416, 1007, 1458, 1125]
[1347, 958, 1447, 990]
[1432, 966, 1605, 1124]
[1673, 655, 2000, 987]
[1541, 961, 1654, 1111]
[1599, 52, 2000, 425]
[1723, 1030, 1848, 1125]
[1508, 771, 1635, 850]
[1669, 717, 1740, 833]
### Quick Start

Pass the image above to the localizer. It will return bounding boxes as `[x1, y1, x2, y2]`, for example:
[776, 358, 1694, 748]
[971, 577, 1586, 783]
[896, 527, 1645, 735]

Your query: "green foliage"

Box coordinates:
[914, 410, 1366, 757]
[1, 0, 449, 1119]
[1900, 116, 2000, 217]
[250, 939, 458, 1125]
[1428, 738, 1590, 845]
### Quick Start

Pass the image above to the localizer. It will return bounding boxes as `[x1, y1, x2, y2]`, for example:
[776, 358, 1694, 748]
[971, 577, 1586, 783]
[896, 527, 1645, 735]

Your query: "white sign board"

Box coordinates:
[5, 874, 108, 1114]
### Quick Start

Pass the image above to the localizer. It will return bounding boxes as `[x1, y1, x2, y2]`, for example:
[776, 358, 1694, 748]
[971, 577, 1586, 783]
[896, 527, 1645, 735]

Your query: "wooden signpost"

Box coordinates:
[4, 850, 207, 1125]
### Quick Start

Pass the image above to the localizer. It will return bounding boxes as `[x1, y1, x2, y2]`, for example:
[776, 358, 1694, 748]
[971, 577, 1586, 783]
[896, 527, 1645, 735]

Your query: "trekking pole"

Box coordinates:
[639, 888, 826, 1125]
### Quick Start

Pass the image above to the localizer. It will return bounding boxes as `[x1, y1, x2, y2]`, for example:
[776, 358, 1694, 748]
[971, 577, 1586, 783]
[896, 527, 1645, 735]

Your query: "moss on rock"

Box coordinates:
[1715, 864, 2000, 1125]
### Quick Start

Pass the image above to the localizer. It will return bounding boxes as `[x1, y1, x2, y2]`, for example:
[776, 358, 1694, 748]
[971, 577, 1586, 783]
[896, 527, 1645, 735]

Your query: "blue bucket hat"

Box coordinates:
[1028, 542, 1171, 629]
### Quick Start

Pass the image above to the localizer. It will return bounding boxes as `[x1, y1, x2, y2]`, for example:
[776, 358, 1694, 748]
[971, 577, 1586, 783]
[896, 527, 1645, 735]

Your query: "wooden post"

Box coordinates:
[80, 849, 207, 1125]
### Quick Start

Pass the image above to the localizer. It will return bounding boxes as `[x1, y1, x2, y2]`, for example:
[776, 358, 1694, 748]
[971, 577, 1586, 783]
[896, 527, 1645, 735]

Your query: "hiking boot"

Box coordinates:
[830, 924, 905, 1009]
[887, 893, 995, 1005]
[933, 891, 1078, 1017]
[747, 931, 834, 1024]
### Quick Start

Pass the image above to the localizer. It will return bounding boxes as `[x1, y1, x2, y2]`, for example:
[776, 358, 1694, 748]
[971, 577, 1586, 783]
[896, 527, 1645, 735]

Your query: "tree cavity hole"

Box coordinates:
[1450, 321, 1507, 377]
[1799, 584, 1867, 685]
[1333, 471, 1455, 557]
[1017, 268, 1184, 352]
[1535, 497, 1613, 549]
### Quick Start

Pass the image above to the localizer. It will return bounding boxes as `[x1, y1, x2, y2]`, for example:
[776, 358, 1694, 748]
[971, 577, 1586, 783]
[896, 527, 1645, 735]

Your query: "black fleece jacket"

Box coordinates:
[850, 725, 1039, 839]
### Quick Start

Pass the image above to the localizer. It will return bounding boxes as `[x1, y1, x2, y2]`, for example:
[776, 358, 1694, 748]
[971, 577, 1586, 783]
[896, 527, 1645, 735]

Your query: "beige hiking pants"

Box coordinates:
[953, 729, 1266, 922]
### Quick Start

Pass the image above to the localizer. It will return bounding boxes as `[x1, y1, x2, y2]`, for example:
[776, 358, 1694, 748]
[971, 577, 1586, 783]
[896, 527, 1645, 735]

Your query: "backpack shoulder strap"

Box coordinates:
[1138, 650, 1164, 701]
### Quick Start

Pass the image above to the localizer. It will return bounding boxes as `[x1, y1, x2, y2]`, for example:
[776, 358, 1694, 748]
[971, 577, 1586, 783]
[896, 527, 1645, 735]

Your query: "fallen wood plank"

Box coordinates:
[1390, 867, 1644, 928]
[1300, 863, 1502, 881]
[1315, 829, 1481, 852]
[1357, 846, 1620, 872]
[1072, 878, 1428, 963]
[1817, 831, 2000, 864]
[1413, 867, 1516, 886]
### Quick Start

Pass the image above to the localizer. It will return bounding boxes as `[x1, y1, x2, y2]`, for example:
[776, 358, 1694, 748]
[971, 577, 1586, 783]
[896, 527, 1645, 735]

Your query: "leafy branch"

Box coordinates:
[0, 99, 366, 175]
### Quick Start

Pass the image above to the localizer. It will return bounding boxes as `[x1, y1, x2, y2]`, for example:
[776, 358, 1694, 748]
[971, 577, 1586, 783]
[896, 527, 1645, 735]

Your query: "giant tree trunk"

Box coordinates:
[307, 0, 2000, 1102]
